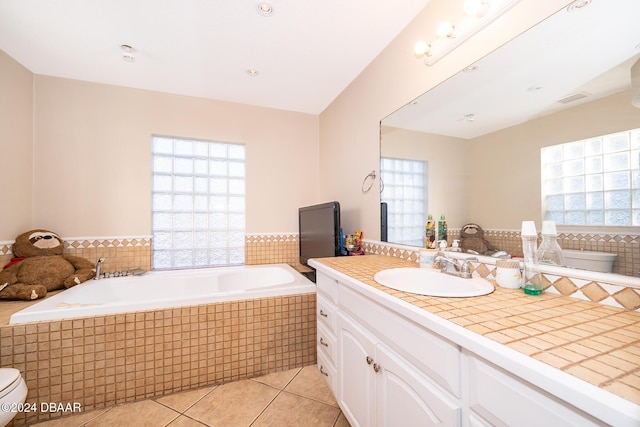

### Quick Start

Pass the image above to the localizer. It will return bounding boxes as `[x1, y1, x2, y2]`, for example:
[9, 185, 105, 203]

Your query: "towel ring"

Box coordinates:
[361, 170, 377, 194]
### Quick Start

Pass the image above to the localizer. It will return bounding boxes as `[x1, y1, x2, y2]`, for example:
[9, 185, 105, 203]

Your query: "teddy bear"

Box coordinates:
[0, 229, 96, 300]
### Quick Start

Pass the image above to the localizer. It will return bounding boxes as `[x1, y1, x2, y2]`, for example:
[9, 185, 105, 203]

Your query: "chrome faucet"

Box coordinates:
[434, 254, 478, 279]
[94, 257, 105, 280]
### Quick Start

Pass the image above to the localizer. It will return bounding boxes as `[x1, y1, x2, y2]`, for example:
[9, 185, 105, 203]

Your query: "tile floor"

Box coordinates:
[29, 365, 350, 427]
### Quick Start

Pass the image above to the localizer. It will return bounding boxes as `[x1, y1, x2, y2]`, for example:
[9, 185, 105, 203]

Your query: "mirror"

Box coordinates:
[380, 0, 640, 276]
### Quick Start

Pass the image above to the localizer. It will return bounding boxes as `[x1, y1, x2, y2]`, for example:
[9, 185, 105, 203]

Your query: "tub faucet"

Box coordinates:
[434, 255, 478, 279]
[94, 257, 105, 280]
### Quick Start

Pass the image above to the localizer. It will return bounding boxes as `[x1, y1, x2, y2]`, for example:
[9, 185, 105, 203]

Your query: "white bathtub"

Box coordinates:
[9, 264, 315, 324]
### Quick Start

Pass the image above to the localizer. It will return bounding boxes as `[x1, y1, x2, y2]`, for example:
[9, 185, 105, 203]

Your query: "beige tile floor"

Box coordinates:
[30, 365, 350, 427]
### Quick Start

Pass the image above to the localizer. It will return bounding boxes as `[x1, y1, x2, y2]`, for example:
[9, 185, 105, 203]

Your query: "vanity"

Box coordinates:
[310, 255, 640, 427]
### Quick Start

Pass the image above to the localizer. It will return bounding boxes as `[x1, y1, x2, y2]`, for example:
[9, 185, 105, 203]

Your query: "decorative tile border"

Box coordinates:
[362, 238, 640, 311]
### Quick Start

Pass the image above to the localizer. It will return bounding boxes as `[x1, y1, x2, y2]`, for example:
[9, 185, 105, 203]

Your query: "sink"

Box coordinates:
[373, 268, 494, 297]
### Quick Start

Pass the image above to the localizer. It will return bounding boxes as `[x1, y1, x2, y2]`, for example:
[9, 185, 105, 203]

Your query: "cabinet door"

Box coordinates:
[376, 344, 461, 427]
[466, 353, 605, 427]
[337, 312, 377, 427]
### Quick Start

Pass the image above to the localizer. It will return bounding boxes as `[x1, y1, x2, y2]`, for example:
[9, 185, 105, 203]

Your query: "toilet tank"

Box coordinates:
[562, 249, 617, 273]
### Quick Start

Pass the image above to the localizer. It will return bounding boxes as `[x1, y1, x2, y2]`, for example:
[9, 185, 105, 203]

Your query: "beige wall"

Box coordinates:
[381, 127, 470, 227]
[29, 75, 319, 238]
[2, 0, 572, 242]
[468, 89, 640, 229]
[319, 0, 570, 239]
[0, 50, 33, 239]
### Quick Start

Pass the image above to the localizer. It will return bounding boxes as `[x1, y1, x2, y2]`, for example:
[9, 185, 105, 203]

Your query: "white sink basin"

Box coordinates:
[373, 268, 494, 297]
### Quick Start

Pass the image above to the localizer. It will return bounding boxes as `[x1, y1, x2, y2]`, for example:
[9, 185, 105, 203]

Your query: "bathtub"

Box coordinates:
[9, 263, 315, 324]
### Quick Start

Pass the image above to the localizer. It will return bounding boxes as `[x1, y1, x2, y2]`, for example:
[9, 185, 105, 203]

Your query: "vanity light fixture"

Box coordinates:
[120, 44, 136, 62]
[414, 0, 523, 66]
[631, 57, 640, 108]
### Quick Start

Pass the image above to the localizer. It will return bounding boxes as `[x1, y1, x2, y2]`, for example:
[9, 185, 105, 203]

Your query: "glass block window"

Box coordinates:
[380, 157, 428, 246]
[152, 136, 245, 269]
[541, 128, 640, 226]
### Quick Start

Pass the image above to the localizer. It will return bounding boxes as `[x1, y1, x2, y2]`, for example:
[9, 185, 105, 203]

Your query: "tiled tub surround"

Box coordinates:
[362, 238, 640, 311]
[313, 255, 640, 424]
[0, 293, 317, 426]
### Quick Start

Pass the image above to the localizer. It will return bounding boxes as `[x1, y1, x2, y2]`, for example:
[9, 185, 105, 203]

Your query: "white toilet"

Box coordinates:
[563, 249, 617, 273]
[0, 368, 28, 427]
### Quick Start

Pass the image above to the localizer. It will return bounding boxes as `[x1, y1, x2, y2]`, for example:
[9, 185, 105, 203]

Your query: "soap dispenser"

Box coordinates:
[521, 221, 543, 295]
[537, 221, 565, 266]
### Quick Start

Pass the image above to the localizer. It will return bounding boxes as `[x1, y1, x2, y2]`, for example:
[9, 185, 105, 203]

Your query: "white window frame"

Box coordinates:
[380, 157, 428, 246]
[151, 136, 245, 269]
[541, 128, 640, 227]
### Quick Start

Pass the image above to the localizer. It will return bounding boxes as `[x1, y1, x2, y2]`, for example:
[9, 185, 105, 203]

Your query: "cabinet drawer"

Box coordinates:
[466, 353, 602, 426]
[317, 351, 337, 396]
[316, 272, 338, 303]
[340, 284, 461, 398]
[317, 320, 337, 364]
[317, 294, 337, 334]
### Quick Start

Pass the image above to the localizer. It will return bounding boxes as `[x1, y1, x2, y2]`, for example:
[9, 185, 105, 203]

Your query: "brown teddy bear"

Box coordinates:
[0, 229, 95, 300]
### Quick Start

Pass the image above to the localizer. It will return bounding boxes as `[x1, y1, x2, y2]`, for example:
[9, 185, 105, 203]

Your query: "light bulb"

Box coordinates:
[436, 21, 456, 38]
[414, 40, 431, 57]
[464, 0, 489, 17]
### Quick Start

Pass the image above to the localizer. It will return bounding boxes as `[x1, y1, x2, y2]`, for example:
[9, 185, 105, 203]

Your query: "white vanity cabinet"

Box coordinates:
[317, 270, 461, 427]
[338, 311, 461, 427]
[316, 272, 339, 395]
[310, 261, 638, 427]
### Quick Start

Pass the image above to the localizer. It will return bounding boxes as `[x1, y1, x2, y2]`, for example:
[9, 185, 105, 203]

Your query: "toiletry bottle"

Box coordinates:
[521, 221, 543, 295]
[536, 221, 565, 266]
[425, 214, 436, 248]
[438, 214, 448, 243]
[432, 240, 448, 269]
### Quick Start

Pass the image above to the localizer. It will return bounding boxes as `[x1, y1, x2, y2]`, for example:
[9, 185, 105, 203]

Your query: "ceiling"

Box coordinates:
[383, 0, 640, 139]
[0, 0, 430, 114]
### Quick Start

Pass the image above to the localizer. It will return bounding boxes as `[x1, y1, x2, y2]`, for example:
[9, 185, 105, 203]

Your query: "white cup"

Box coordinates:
[495, 267, 522, 289]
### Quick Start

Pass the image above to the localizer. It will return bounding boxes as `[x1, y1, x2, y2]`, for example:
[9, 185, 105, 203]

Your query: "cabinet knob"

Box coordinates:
[319, 365, 329, 377]
[366, 356, 373, 365]
[319, 309, 328, 318]
[320, 337, 329, 347]
[373, 363, 381, 373]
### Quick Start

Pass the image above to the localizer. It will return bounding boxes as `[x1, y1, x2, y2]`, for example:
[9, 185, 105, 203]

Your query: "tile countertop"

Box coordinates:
[312, 255, 640, 408]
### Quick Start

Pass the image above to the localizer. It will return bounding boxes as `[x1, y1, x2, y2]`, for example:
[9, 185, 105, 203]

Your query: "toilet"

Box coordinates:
[0, 368, 28, 427]
[563, 249, 617, 273]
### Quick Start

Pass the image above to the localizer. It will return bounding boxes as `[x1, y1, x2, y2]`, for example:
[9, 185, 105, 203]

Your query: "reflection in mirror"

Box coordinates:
[380, 0, 640, 276]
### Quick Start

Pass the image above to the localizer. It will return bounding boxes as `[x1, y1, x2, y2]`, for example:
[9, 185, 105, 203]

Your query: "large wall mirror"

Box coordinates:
[380, 0, 640, 274]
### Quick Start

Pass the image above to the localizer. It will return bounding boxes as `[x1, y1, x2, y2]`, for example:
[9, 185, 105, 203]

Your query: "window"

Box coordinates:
[151, 136, 245, 269]
[380, 157, 427, 246]
[541, 128, 640, 226]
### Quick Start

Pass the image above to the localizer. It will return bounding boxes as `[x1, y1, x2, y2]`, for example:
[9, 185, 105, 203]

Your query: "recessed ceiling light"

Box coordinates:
[247, 67, 259, 76]
[257, 2, 274, 16]
[120, 44, 136, 62]
[567, 0, 591, 12]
